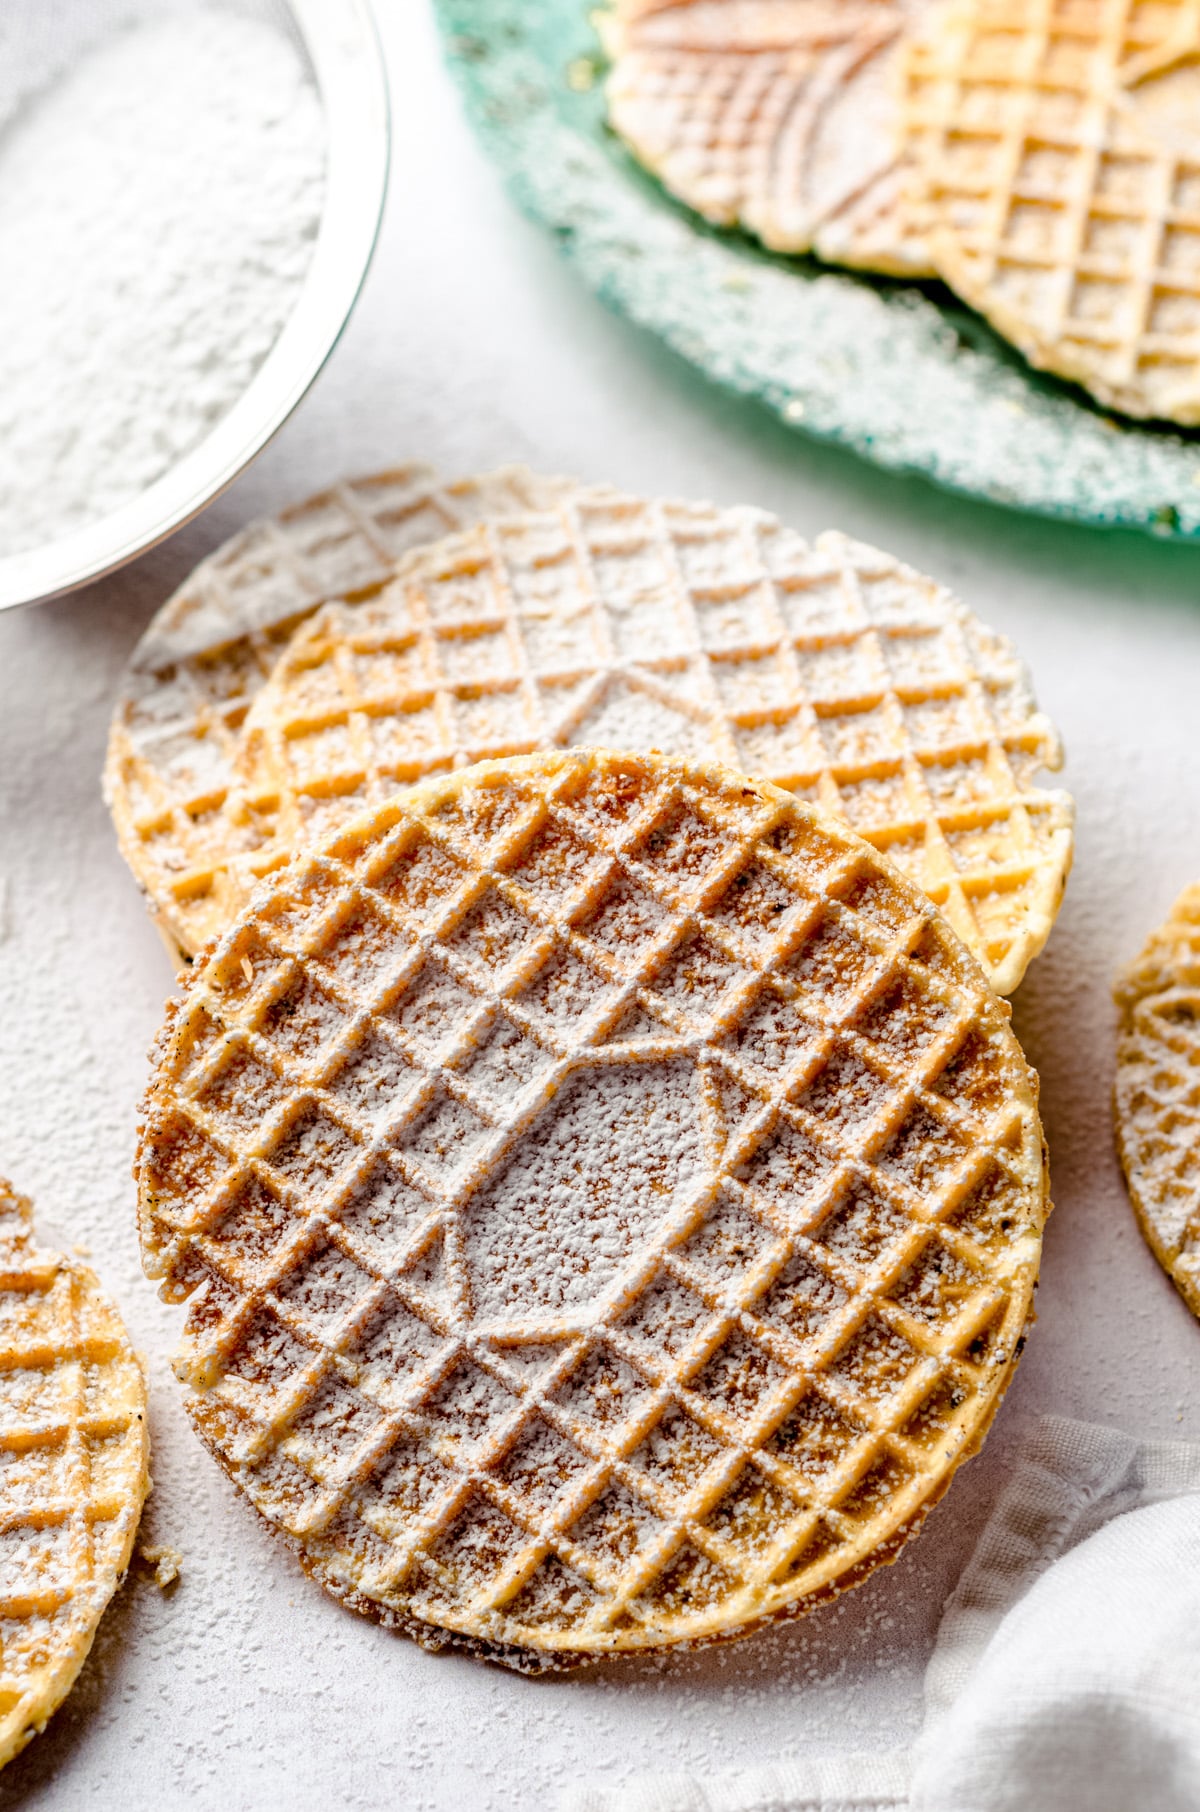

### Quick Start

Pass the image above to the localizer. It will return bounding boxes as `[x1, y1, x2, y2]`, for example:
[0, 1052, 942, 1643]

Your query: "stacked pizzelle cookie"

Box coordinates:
[113, 465, 1072, 1670]
[603, 0, 1200, 424]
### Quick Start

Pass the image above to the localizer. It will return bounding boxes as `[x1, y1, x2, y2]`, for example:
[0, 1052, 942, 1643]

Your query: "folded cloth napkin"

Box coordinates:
[566, 1416, 1200, 1812]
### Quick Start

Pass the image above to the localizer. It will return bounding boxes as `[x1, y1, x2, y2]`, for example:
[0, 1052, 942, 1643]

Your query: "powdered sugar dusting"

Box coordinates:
[232, 495, 1073, 995]
[0, 1182, 148, 1766]
[464, 1059, 705, 1322]
[1114, 884, 1200, 1315]
[0, 12, 325, 555]
[105, 467, 578, 960]
[137, 748, 1046, 1668]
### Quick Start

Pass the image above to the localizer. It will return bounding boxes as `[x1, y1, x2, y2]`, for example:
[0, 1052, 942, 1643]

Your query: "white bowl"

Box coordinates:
[0, 0, 389, 613]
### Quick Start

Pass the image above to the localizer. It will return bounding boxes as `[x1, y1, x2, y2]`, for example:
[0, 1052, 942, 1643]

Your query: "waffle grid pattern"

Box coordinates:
[602, 0, 935, 273]
[1114, 883, 1200, 1318]
[139, 752, 1046, 1667]
[903, 0, 1200, 421]
[105, 465, 573, 958]
[234, 494, 1071, 995]
[0, 1184, 148, 1765]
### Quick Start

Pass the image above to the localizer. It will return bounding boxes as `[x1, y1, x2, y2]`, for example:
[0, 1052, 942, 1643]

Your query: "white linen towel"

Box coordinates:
[566, 1416, 1200, 1812]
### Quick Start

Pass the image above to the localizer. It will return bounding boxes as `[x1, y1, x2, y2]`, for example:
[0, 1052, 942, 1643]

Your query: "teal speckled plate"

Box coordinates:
[435, 0, 1200, 539]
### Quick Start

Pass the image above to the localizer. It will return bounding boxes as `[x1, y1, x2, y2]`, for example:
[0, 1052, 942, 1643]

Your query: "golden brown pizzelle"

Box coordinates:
[104, 465, 577, 962]
[0, 1181, 149, 1768]
[228, 494, 1072, 996]
[602, 0, 937, 274]
[1114, 882, 1200, 1318]
[137, 749, 1049, 1670]
[902, 0, 1200, 422]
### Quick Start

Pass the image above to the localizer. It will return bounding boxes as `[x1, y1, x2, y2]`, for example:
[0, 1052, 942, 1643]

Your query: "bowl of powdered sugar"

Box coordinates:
[0, 0, 388, 611]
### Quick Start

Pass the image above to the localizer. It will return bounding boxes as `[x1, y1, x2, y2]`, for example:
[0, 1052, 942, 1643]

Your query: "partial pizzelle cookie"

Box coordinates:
[902, 0, 1200, 422]
[1114, 883, 1200, 1318]
[137, 748, 1049, 1671]
[104, 465, 577, 963]
[601, 0, 936, 274]
[232, 490, 1072, 994]
[1116, 879, 1200, 1009]
[0, 1181, 149, 1769]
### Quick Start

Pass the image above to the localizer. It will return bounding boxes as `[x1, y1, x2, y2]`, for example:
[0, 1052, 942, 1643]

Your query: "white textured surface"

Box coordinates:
[0, 9, 324, 557]
[0, 2, 1199, 1806]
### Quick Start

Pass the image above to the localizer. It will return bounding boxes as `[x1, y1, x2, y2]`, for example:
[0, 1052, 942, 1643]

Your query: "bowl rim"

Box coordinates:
[0, 0, 390, 614]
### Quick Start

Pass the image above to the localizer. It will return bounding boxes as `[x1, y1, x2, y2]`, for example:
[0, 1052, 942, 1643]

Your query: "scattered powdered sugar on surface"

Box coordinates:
[3, 2, 1200, 1793]
[0, 9, 325, 556]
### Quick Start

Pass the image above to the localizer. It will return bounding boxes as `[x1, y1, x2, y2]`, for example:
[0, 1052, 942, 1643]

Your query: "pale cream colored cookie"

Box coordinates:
[1115, 883, 1200, 1317]
[104, 466, 576, 962]
[602, 0, 937, 274]
[903, 0, 1200, 422]
[0, 1181, 149, 1769]
[137, 748, 1049, 1670]
[228, 490, 1072, 994]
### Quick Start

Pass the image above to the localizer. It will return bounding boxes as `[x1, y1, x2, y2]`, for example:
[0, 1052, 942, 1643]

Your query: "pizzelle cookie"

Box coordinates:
[903, 0, 1200, 422]
[602, 0, 936, 274]
[136, 749, 1049, 1671]
[231, 491, 1072, 995]
[104, 465, 575, 963]
[0, 1181, 149, 1768]
[1114, 883, 1200, 1317]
